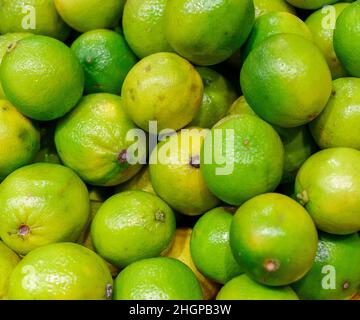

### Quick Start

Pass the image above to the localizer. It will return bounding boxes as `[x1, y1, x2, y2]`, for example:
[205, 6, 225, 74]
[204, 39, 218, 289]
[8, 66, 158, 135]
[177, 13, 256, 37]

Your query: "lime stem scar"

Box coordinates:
[19, 224, 30, 236]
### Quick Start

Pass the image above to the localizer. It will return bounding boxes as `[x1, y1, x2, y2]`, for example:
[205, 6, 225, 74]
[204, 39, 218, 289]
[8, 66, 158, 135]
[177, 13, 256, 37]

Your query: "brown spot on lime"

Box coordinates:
[331, 89, 336, 97]
[19, 224, 30, 237]
[308, 113, 318, 121]
[223, 206, 237, 214]
[106, 284, 113, 299]
[189, 155, 200, 168]
[191, 83, 198, 92]
[117, 150, 128, 164]
[296, 190, 309, 206]
[145, 65, 152, 72]
[264, 259, 280, 272]
[155, 210, 165, 222]
[129, 88, 136, 102]
[7, 42, 17, 53]
[343, 281, 350, 290]
[243, 139, 249, 146]
[86, 56, 93, 64]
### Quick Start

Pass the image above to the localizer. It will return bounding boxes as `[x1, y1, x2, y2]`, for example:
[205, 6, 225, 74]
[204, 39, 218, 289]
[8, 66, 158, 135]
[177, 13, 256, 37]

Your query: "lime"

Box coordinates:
[310, 77, 360, 150]
[0, 163, 90, 255]
[91, 191, 176, 268]
[230, 193, 318, 286]
[55, 94, 143, 186]
[150, 128, 220, 216]
[122, 0, 173, 58]
[0, 241, 20, 299]
[241, 34, 332, 128]
[306, 3, 350, 79]
[254, 0, 296, 17]
[54, 0, 125, 33]
[217, 274, 299, 300]
[293, 232, 360, 300]
[121, 52, 203, 131]
[113, 257, 203, 300]
[164, 0, 255, 66]
[227, 96, 257, 117]
[334, 1, 360, 77]
[71, 29, 137, 95]
[115, 166, 155, 195]
[200, 114, 284, 206]
[286, 0, 341, 9]
[191, 207, 243, 284]
[0, 35, 84, 121]
[295, 148, 360, 234]
[8, 243, 112, 300]
[189, 67, 237, 128]
[0, 0, 70, 41]
[0, 100, 40, 181]
[165, 228, 220, 300]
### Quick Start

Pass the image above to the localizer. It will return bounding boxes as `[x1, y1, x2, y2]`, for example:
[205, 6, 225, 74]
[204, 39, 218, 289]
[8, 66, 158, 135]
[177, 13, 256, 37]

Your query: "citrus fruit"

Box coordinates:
[165, 228, 220, 300]
[306, 3, 350, 79]
[0, 0, 70, 41]
[71, 29, 137, 95]
[121, 52, 203, 131]
[55, 94, 143, 186]
[115, 166, 155, 195]
[254, 0, 296, 18]
[310, 77, 360, 150]
[54, 0, 125, 33]
[334, 1, 360, 77]
[230, 193, 318, 286]
[164, 0, 255, 66]
[149, 128, 220, 216]
[0, 241, 20, 299]
[200, 114, 284, 206]
[227, 96, 257, 117]
[113, 257, 203, 300]
[0, 100, 40, 181]
[190, 207, 243, 284]
[0, 35, 84, 121]
[189, 67, 237, 128]
[91, 191, 176, 268]
[216, 274, 299, 300]
[0, 163, 90, 255]
[295, 148, 360, 234]
[285, 0, 341, 9]
[240, 34, 332, 128]
[293, 232, 360, 300]
[243, 12, 313, 59]
[122, 0, 173, 58]
[7, 243, 113, 300]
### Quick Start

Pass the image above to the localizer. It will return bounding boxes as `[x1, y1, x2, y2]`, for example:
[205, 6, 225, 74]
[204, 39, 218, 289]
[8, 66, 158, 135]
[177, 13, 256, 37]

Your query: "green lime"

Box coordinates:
[306, 3, 350, 79]
[55, 94, 143, 186]
[334, 1, 360, 77]
[122, 0, 173, 58]
[230, 193, 318, 286]
[113, 257, 203, 300]
[71, 29, 137, 95]
[293, 232, 360, 300]
[54, 0, 125, 32]
[164, 0, 255, 66]
[150, 128, 220, 216]
[254, 0, 296, 17]
[227, 96, 257, 117]
[189, 67, 237, 128]
[200, 114, 284, 206]
[310, 77, 360, 150]
[0, 0, 70, 41]
[0, 35, 84, 121]
[91, 191, 176, 268]
[241, 34, 332, 128]
[217, 274, 299, 300]
[295, 148, 360, 235]
[115, 167, 155, 195]
[286, 0, 341, 9]
[0, 100, 40, 181]
[191, 207, 243, 284]
[0, 241, 20, 299]
[0, 163, 90, 255]
[121, 52, 203, 131]
[8, 243, 113, 300]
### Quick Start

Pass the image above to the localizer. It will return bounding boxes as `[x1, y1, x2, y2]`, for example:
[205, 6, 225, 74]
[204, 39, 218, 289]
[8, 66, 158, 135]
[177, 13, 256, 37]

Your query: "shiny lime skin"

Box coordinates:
[164, 0, 255, 66]
[200, 114, 284, 206]
[71, 29, 137, 95]
[217, 274, 299, 300]
[286, 0, 341, 9]
[8, 243, 113, 300]
[190, 207, 243, 284]
[310, 78, 360, 150]
[0, 35, 84, 121]
[0, 241, 20, 299]
[254, 0, 296, 17]
[227, 96, 257, 116]
[113, 257, 203, 300]
[91, 191, 176, 268]
[230, 193, 318, 286]
[293, 232, 360, 300]
[241, 34, 332, 128]
[55, 94, 143, 186]
[0, 163, 90, 255]
[295, 148, 360, 235]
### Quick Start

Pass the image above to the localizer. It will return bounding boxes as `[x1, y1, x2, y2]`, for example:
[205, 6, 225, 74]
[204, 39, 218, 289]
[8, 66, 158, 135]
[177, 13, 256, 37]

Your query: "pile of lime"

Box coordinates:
[0, 0, 360, 301]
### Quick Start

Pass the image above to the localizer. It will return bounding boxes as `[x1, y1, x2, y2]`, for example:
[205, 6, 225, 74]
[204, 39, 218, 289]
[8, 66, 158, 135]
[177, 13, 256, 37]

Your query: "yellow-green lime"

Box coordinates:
[115, 166, 155, 195]
[286, 0, 342, 9]
[0, 241, 20, 299]
[254, 0, 296, 18]
[113, 257, 203, 300]
[0, 163, 90, 255]
[227, 96, 257, 117]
